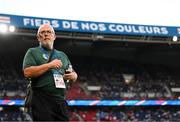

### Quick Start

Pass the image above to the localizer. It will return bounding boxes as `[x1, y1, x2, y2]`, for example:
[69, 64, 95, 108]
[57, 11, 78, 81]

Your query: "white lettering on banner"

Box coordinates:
[124, 25, 132, 33]
[161, 27, 168, 34]
[42, 20, 51, 25]
[81, 23, 106, 31]
[62, 21, 70, 29]
[24, 18, 35, 26]
[138, 26, 146, 33]
[31, 19, 34, 26]
[145, 27, 153, 34]
[132, 26, 139, 33]
[51, 20, 59, 28]
[72, 22, 79, 29]
[153, 27, 161, 34]
[35, 19, 41, 26]
[99, 24, 106, 31]
[109, 24, 116, 32]
[108, 24, 168, 35]
[62, 21, 79, 29]
[90, 23, 98, 31]
[23, 18, 59, 28]
[116, 25, 124, 32]
[23, 18, 31, 26]
[23, 17, 169, 35]
[81, 23, 90, 30]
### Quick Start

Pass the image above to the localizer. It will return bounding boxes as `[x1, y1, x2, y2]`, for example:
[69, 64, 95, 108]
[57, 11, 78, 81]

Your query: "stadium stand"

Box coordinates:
[69, 106, 180, 122]
[0, 13, 180, 121]
[1, 57, 180, 121]
[0, 58, 179, 100]
[67, 58, 179, 100]
[0, 106, 32, 121]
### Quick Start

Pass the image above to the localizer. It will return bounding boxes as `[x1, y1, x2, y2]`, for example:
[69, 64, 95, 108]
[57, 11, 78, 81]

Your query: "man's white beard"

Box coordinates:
[40, 41, 54, 49]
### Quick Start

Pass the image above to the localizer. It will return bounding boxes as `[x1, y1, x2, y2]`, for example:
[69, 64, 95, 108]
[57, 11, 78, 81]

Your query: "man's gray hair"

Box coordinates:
[37, 24, 55, 35]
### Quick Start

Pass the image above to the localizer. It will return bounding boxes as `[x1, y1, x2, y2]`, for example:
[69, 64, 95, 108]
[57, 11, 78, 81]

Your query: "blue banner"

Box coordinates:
[0, 100, 180, 106]
[1, 13, 180, 37]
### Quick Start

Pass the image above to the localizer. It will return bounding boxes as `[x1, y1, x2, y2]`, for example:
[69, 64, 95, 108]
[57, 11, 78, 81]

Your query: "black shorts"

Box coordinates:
[30, 90, 69, 121]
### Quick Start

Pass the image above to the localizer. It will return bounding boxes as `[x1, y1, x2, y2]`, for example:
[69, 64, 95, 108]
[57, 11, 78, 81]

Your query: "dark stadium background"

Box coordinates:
[0, 14, 180, 121]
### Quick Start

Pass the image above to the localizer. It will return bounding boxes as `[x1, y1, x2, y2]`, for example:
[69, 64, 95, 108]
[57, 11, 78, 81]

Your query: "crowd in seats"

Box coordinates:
[1, 79, 27, 99]
[0, 60, 28, 100]
[0, 58, 180, 100]
[72, 58, 179, 100]
[0, 57, 180, 121]
[66, 82, 99, 100]
[66, 82, 90, 100]
[69, 106, 180, 122]
[70, 108, 97, 121]
[0, 106, 32, 121]
[0, 63, 28, 99]
[0, 106, 179, 121]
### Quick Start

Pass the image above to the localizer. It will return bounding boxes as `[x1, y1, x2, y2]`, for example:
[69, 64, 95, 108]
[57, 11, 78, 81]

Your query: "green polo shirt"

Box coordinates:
[23, 46, 71, 100]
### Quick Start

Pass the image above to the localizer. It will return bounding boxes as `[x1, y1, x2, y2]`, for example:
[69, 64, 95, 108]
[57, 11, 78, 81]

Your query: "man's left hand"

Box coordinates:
[63, 71, 77, 82]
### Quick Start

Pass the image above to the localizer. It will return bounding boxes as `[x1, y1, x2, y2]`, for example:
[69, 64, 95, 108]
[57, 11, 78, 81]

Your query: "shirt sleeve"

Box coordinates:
[23, 48, 37, 70]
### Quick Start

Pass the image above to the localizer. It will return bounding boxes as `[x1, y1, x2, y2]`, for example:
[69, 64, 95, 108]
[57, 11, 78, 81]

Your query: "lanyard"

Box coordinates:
[40, 46, 55, 62]
[40, 46, 64, 75]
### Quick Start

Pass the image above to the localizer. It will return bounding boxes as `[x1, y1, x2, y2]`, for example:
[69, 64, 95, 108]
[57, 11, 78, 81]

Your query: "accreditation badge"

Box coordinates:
[53, 73, 66, 88]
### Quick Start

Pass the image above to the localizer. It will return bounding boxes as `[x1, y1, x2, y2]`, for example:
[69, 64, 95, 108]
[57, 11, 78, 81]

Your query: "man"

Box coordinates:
[23, 24, 77, 121]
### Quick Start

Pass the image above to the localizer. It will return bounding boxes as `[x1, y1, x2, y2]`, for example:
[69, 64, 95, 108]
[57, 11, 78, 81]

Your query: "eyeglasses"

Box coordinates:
[39, 30, 54, 35]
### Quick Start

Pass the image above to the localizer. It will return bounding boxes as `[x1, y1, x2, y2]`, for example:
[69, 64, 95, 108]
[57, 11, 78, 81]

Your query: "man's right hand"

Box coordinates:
[24, 59, 62, 78]
[48, 59, 62, 69]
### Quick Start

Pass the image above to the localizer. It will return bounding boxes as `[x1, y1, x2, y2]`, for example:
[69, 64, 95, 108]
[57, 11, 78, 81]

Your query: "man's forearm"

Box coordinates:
[24, 59, 62, 78]
[24, 63, 50, 78]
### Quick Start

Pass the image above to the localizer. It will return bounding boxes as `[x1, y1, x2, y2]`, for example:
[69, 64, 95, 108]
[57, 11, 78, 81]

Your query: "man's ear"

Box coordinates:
[54, 35, 56, 40]
[37, 34, 40, 41]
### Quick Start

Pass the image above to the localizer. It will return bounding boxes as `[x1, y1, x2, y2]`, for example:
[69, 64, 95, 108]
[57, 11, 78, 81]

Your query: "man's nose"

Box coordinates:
[44, 33, 49, 37]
